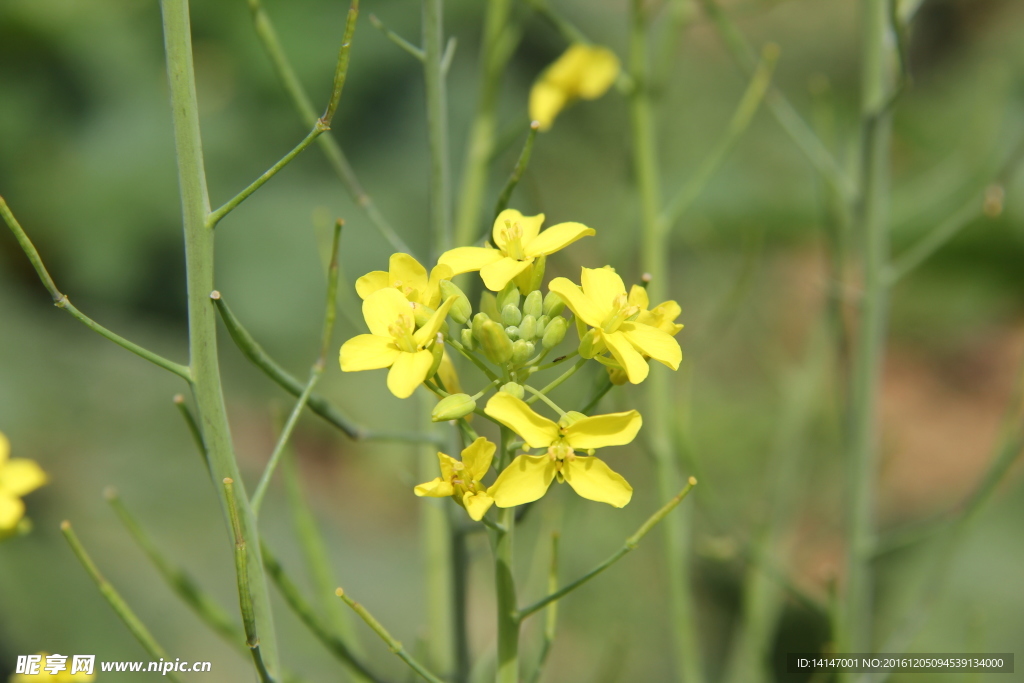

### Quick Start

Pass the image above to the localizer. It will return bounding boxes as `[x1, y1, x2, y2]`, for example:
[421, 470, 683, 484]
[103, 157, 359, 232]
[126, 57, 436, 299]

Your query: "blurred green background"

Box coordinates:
[2, 0, 1023, 680]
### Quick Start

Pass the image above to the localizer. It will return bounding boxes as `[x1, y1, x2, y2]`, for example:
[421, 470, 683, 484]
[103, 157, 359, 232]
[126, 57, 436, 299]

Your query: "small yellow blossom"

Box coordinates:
[607, 285, 684, 385]
[8, 652, 94, 681]
[438, 209, 594, 292]
[415, 437, 496, 520]
[529, 44, 621, 132]
[549, 267, 682, 384]
[355, 253, 453, 309]
[0, 432, 47, 536]
[484, 393, 639, 508]
[339, 288, 455, 399]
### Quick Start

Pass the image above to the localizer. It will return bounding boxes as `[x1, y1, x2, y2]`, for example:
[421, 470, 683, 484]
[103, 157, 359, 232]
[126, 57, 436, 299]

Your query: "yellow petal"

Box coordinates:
[489, 455, 557, 507]
[426, 263, 455, 308]
[603, 330, 649, 383]
[355, 270, 389, 300]
[484, 394, 560, 448]
[462, 437, 496, 482]
[0, 492, 24, 532]
[480, 257, 532, 292]
[574, 46, 621, 99]
[524, 222, 595, 258]
[438, 246, 504, 275]
[529, 80, 568, 132]
[493, 209, 545, 248]
[363, 287, 414, 337]
[620, 321, 682, 370]
[563, 410, 642, 449]
[548, 277, 606, 329]
[627, 284, 649, 311]
[437, 452, 459, 482]
[412, 295, 456, 347]
[389, 252, 429, 292]
[462, 491, 495, 521]
[0, 459, 47, 497]
[386, 349, 435, 398]
[414, 477, 455, 498]
[581, 266, 626, 306]
[339, 334, 402, 372]
[562, 457, 632, 507]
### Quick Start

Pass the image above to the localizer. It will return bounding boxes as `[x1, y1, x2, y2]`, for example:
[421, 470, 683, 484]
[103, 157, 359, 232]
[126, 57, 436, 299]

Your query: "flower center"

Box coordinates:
[500, 220, 527, 261]
[388, 312, 419, 353]
[546, 440, 575, 463]
[601, 293, 640, 333]
[391, 279, 418, 301]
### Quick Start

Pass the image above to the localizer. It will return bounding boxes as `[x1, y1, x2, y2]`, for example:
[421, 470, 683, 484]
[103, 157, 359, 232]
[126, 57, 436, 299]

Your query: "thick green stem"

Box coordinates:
[159, 0, 278, 673]
[492, 427, 519, 683]
[423, 0, 452, 257]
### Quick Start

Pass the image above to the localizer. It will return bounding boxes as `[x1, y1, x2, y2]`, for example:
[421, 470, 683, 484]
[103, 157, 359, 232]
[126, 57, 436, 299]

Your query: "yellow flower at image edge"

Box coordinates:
[415, 437, 496, 520]
[439, 209, 594, 292]
[9, 653, 95, 682]
[549, 267, 682, 384]
[0, 431, 47, 536]
[355, 252, 453, 308]
[530, 43, 620, 132]
[484, 393, 640, 508]
[339, 288, 455, 399]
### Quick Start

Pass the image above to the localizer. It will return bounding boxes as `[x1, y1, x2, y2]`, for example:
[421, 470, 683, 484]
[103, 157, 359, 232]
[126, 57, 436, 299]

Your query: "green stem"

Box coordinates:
[522, 384, 568, 416]
[517, 478, 697, 620]
[423, 0, 452, 257]
[160, 0, 279, 673]
[173, 395, 209, 473]
[0, 197, 191, 382]
[446, 337, 502, 382]
[336, 588, 448, 683]
[525, 357, 587, 405]
[493, 122, 540, 220]
[526, 532, 560, 683]
[61, 521, 184, 683]
[492, 432, 519, 683]
[369, 13, 425, 61]
[454, 0, 515, 247]
[323, 0, 360, 127]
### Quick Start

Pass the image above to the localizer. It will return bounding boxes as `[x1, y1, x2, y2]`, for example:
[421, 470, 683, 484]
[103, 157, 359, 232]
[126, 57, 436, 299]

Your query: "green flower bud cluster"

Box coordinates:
[464, 283, 569, 367]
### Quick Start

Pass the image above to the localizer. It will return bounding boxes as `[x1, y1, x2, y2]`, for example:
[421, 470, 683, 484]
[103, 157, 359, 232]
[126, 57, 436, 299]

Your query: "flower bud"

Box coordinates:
[428, 338, 445, 378]
[511, 339, 532, 365]
[536, 314, 550, 335]
[480, 291, 500, 320]
[543, 291, 565, 316]
[480, 320, 513, 364]
[496, 281, 520, 311]
[518, 314, 537, 341]
[431, 393, 477, 422]
[501, 304, 522, 328]
[472, 312, 491, 342]
[541, 316, 568, 349]
[523, 290, 544, 319]
[413, 302, 448, 336]
[460, 327, 475, 351]
[577, 328, 600, 358]
[528, 255, 546, 293]
[439, 280, 472, 324]
[499, 382, 525, 400]
[505, 326, 519, 340]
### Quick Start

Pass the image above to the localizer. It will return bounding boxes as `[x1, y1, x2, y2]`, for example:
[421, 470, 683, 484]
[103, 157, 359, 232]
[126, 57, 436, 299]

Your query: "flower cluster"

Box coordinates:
[339, 209, 683, 519]
[0, 431, 47, 540]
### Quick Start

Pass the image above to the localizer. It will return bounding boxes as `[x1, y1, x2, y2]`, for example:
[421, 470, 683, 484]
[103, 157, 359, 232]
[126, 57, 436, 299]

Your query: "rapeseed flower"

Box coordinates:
[439, 209, 594, 292]
[0, 431, 47, 536]
[529, 44, 620, 131]
[339, 288, 455, 398]
[415, 437, 497, 520]
[484, 393, 639, 508]
[355, 253, 453, 308]
[607, 285, 684, 385]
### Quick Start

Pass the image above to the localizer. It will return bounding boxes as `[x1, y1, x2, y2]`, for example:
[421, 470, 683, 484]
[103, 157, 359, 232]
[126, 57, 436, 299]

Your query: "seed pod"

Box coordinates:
[523, 290, 544, 319]
[518, 314, 537, 341]
[439, 280, 472, 324]
[499, 382, 525, 400]
[543, 291, 565, 316]
[480, 320, 513, 364]
[511, 339, 532, 365]
[577, 327, 600, 358]
[460, 327, 475, 351]
[431, 393, 477, 422]
[496, 281, 520, 311]
[472, 312, 491, 342]
[542, 316, 568, 349]
[501, 304, 522, 328]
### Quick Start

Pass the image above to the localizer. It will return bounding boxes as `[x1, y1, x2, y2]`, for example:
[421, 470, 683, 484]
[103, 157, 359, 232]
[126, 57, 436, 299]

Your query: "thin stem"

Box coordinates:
[493, 426, 519, 683]
[493, 122, 540, 220]
[336, 588, 448, 683]
[522, 384, 567, 416]
[243, 0, 411, 254]
[523, 0, 588, 44]
[252, 372, 320, 514]
[446, 337, 502, 382]
[319, 220, 345, 365]
[322, 0, 360, 127]
[61, 521, 184, 683]
[526, 357, 588, 405]
[517, 478, 698, 621]
[526, 532, 560, 683]
[173, 395, 209, 472]
[369, 13, 425, 61]
[1, 196, 192, 382]
[530, 350, 579, 374]
[423, 0, 452, 257]
[160, 0, 279, 672]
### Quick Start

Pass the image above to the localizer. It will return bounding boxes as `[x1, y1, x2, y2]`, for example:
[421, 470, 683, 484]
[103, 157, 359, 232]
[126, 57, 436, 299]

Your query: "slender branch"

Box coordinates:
[318, 219, 345, 365]
[243, 0, 411, 254]
[446, 337, 502, 382]
[441, 37, 457, 75]
[493, 122, 540, 220]
[252, 372, 320, 514]
[61, 521, 184, 683]
[523, 0, 588, 44]
[526, 532, 560, 683]
[323, 0, 360, 126]
[517, 477, 697, 621]
[423, 0, 452, 256]
[525, 357, 588, 405]
[173, 395, 208, 469]
[336, 588, 448, 683]
[522, 384, 567, 416]
[1, 196, 192, 381]
[369, 13, 425, 61]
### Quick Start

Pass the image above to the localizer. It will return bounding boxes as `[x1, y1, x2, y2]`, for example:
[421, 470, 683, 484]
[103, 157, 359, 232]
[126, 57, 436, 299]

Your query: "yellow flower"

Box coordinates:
[0, 432, 47, 536]
[415, 437, 496, 521]
[484, 393, 639, 508]
[607, 285, 685, 385]
[438, 209, 594, 292]
[549, 267, 682, 384]
[355, 253, 453, 308]
[529, 44, 621, 132]
[339, 288, 455, 399]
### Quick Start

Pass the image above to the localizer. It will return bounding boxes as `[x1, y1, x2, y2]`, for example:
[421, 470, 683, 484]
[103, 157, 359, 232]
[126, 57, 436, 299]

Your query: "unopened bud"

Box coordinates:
[496, 281, 520, 311]
[460, 327, 475, 350]
[472, 312, 491, 341]
[413, 303, 448, 336]
[536, 314, 550, 335]
[518, 314, 537, 341]
[528, 255, 546, 292]
[543, 291, 565, 316]
[432, 393, 477, 422]
[523, 290, 544, 319]
[427, 340, 445, 379]
[480, 320, 513, 364]
[499, 382, 525, 400]
[505, 325, 520, 340]
[480, 291, 500, 320]
[439, 280, 472, 324]
[557, 411, 586, 428]
[542, 316, 568, 349]
[501, 304, 522, 328]
[577, 327, 600, 358]
[511, 339, 532, 365]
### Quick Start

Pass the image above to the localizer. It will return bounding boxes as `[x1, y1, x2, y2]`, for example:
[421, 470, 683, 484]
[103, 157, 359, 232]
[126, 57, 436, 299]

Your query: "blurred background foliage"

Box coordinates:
[1, 0, 1023, 680]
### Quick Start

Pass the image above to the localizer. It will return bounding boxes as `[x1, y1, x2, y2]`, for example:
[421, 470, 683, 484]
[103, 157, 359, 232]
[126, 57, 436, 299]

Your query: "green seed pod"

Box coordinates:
[523, 290, 544, 319]
[505, 326, 519, 340]
[543, 291, 565, 316]
[518, 314, 537, 341]
[480, 320, 513, 364]
[577, 327, 600, 358]
[472, 312, 491, 342]
[511, 339, 532, 365]
[501, 304, 522, 328]
[439, 280, 472, 325]
[496, 281, 521, 311]
[431, 393, 477, 422]
[460, 327, 475, 351]
[499, 382, 525, 400]
[542, 316, 568, 349]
